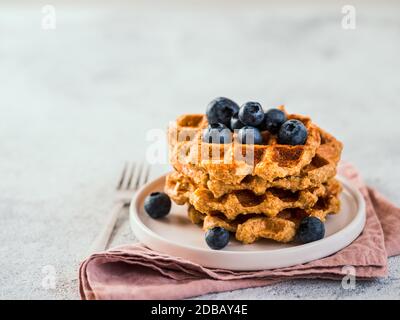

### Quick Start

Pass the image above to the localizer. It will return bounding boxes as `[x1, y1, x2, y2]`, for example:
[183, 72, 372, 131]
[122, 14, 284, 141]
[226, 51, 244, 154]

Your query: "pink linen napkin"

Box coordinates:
[79, 163, 400, 300]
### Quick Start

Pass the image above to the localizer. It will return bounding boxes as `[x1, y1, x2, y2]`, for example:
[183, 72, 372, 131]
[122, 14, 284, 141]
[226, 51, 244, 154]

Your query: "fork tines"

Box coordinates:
[117, 162, 150, 191]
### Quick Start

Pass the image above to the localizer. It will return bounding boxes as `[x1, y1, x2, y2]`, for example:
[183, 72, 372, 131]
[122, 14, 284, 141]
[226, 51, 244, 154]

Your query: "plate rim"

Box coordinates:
[130, 174, 366, 268]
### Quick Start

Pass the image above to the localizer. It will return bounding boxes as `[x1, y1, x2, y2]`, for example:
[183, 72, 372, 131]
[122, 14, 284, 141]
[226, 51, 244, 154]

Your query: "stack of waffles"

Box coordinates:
[165, 108, 343, 244]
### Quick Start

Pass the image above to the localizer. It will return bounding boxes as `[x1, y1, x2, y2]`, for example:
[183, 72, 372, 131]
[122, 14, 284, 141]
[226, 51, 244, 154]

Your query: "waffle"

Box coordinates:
[187, 182, 340, 244]
[171, 126, 342, 197]
[166, 106, 343, 245]
[165, 171, 195, 205]
[190, 178, 340, 220]
[166, 171, 341, 220]
[168, 107, 322, 184]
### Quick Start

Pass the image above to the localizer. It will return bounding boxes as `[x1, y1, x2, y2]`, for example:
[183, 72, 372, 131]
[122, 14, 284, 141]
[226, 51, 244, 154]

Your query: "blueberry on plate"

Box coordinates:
[263, 108, 287, 134]
[205, 227, 230, 250]
[277, 119, 308, 145]
[144, 192, 171, 219]
[230, 112, 245, 130]
[203, 123, 232, 144]
[206, 97, 239, 127]
[297, 216, 325, 244]
[237, 126, 263, 145]
[238, 102, 264, 126]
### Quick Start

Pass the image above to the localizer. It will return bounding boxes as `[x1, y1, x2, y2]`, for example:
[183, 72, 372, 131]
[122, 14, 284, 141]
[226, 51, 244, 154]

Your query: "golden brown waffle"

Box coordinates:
[166, 171, 341, 220]
[168, 107, 322, 184]
[187, 182, 340, 244]
[191, 179, 340, 219]
[166, 106, 343, 245]
[171, 126, 342, 197]
[165, 171, 195, 205]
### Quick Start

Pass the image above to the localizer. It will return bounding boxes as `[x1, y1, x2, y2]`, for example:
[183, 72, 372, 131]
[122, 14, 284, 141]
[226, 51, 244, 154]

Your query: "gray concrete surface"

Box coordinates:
[0, 0, 399, 299]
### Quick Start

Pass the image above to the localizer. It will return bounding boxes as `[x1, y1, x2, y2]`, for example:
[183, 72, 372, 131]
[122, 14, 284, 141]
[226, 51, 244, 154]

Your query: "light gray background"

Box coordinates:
[0, 0, 399, 299]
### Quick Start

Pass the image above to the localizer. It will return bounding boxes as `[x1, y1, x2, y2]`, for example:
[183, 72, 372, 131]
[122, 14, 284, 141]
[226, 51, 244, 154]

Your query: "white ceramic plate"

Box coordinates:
[130, 175, 366, 270]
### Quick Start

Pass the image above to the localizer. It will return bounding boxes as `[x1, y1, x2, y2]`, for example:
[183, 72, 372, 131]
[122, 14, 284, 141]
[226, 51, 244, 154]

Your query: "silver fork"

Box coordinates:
[89, 162, 150, 253]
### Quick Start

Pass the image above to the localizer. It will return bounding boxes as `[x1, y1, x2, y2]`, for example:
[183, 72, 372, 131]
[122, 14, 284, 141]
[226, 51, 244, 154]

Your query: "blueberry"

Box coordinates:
[238, 102, 264, 126]
[263, 109, 287, 134]
[297, 217, 325, 244]
[230, 112, 245, 130]
[237, 126, 263, 145]
[278, 119, 308, 145]
[203, 123, 232, 144]
[205, 227, 230, 250]
[144, 192, 171, 219]
[206, 97, 239, 127]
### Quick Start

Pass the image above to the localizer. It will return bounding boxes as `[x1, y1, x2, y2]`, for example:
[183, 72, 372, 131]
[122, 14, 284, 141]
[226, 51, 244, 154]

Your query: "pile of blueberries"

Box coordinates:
[143, 98, 324, 250]
[203, 97, 308, 146]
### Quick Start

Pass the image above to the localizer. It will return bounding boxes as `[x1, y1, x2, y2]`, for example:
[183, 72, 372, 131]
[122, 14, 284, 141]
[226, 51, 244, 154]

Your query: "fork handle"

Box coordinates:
[89, 201, 125, 253]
